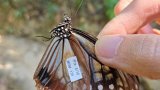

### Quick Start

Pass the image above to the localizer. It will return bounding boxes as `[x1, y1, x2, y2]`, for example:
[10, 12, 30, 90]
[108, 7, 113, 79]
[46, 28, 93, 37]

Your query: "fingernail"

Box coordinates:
[96, 35, 123, 58]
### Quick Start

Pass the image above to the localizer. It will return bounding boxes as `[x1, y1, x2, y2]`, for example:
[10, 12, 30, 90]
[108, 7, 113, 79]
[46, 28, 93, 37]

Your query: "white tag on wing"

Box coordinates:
[66, 56, 83, 82]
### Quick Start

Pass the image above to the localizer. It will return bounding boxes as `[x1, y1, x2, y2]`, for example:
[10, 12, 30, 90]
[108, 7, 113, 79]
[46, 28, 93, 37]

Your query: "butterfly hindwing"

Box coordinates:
[71, 28, 139, 90]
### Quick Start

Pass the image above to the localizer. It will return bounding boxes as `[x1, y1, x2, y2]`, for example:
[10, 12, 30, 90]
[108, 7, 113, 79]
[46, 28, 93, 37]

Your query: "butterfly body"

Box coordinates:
[33, 15, 139, 90]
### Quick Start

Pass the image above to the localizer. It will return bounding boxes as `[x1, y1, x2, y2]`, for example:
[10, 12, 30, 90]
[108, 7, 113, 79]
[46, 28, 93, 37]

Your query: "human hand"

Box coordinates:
[95, 0, 160, 79]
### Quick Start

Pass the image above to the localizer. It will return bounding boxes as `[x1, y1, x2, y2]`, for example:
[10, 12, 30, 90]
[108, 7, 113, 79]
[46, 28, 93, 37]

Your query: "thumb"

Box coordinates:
[95, 34, 160, 79]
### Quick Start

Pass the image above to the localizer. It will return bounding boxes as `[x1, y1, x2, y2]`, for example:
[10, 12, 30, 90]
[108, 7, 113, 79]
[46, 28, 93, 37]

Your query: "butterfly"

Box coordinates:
[33, 15, 139, 90]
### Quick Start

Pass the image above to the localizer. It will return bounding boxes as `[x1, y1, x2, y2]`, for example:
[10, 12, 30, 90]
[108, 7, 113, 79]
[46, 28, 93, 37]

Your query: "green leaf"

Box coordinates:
[104, 0, 118, 19]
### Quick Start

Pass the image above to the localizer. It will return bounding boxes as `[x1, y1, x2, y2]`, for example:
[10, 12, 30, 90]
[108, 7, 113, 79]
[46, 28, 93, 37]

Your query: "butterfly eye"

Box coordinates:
[33, 15, 139, 90]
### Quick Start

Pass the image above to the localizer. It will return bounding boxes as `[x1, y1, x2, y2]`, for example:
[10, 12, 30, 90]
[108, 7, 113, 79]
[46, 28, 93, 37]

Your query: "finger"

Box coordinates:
[95, 34, 160, 79]
[115, 0, 154, 34]
[98, 0, 160, 38]
[153, 28, 160, 34]
[114, 0, 133, 15]
[137, 24, 160, 34]
[137, 24, 153, 34]
[114, 0, 155, 34]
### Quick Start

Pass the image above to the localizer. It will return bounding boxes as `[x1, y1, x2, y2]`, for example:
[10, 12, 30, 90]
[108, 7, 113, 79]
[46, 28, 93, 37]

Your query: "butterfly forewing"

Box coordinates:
[33, 15, 139, 90]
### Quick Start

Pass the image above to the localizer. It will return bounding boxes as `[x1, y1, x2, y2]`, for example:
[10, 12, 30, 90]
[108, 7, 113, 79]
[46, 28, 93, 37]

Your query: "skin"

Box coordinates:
[95, 0, 160, 79]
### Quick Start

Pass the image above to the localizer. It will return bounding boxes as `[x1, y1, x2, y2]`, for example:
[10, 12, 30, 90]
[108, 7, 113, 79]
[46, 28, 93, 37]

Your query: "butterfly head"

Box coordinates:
[50, 15, 72, 39]
[63, 14, 71, 24]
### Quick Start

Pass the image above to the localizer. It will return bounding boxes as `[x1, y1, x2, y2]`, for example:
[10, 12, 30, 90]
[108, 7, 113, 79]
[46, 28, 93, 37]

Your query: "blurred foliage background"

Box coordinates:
[0, 0, 117, 38]
[0, 0, 160, 90]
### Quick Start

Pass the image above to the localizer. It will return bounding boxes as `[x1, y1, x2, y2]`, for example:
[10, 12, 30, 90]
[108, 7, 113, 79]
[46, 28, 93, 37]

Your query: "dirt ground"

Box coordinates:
[0, 35, 44, 90]
[0, 35, 160, 90]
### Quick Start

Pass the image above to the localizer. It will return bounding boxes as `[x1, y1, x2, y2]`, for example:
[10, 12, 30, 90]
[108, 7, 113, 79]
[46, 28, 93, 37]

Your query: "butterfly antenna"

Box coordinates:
[35, 35, 52, 41]
[75, 0, 84, 17]
[67, 0, 73, 17]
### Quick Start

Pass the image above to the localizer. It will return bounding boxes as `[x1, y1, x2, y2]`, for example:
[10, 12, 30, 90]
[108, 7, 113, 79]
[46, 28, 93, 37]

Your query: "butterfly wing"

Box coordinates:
[33, 37, 65, 90]
[33, 35, 92, 90]
[71, 28, 139, 90]
[33, 27, 139, 90]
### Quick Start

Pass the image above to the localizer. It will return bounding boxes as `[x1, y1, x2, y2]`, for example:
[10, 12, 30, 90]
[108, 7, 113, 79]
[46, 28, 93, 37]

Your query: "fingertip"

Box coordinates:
[97, 17, 127, 38]
[153, 29, 160, 35]
[95, 35, 123, 58]
[114, 0, 133, 15]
